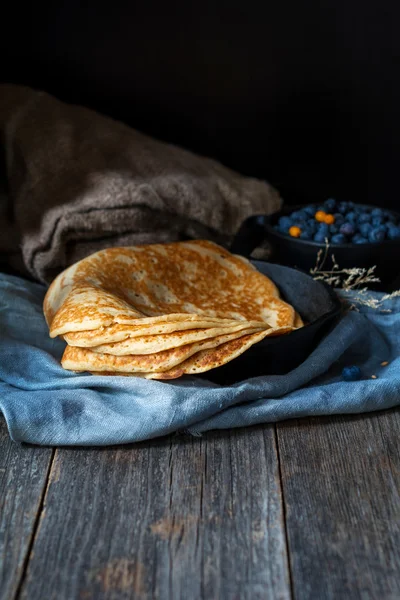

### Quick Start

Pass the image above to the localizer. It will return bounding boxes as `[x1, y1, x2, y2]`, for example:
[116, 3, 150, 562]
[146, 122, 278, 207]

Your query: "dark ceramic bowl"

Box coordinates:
[230, 204, 400, 289]
[202, 261, 341, 385]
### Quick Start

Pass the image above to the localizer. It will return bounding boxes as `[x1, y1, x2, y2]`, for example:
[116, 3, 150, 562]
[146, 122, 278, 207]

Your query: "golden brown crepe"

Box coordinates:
[44, 240, 302, 379]
[44, 240, 295, 337]
[89, 323, 269, 355]
[63, 318, 241, 347]
[61, 326, 275, 373]
[86, 327, 293, 380]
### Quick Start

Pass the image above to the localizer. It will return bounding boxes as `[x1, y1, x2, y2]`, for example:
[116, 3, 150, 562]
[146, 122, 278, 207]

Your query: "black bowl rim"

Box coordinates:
[261, 203, 400, 249]
[252, 260, 342, 340]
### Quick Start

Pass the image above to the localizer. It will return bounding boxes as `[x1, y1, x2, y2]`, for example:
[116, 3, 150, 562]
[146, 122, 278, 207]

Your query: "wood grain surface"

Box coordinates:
[0, 418, 53, 600]
[18, 426, 290, 600]
[3, 408, 400, 600]
[277, 408, 400, 600]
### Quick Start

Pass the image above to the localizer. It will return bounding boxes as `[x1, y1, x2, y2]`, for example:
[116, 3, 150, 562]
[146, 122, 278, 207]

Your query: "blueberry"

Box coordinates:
[385, 212, 396, 223]
[340, 222, 355, 236]
[388, 226, 400, 240]
[346, 211, 357, 223]
[304, 221, 317, 234]
[368, 228, 386, 243]
[371, 207, 383, 217]
[358, 213, 371, 224]
[330, 225, 339, 234]
[333, 213, 345, 225]
[352, 235, 369, 244]
[338, 202, 348, 214]
[331, 233, 347, 244]
[342, 365, 362, 381]
[278, 216, 293, 232]
[359, 223, 372, 237]
[324, 198, 336, 212]
[372, 216, 384, 226]
[300, 231, 312, 240]
[291, 210, 308, 222]
[314, 232, 328, 243]
[304, 206, 316, 216]
[318, 222, 329, 232]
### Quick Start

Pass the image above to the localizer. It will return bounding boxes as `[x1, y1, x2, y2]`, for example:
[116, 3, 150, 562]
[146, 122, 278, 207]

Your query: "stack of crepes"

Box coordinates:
[43, 240, 303, 380]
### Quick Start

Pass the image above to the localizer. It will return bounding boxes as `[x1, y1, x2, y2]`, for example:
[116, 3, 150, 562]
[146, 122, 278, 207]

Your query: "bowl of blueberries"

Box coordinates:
[231, 199, 400, 289]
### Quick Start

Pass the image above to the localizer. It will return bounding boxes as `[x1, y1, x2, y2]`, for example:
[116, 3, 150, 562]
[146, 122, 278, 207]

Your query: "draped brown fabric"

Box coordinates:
[0, 84, 281, 283]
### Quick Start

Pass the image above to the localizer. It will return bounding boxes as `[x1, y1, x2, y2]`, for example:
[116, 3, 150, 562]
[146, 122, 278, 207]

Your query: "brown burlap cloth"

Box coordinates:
[0, 84, 281, 284]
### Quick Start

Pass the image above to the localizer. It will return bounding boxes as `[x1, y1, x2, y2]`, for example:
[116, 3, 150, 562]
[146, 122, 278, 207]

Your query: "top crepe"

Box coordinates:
[44, 240, 295, 338]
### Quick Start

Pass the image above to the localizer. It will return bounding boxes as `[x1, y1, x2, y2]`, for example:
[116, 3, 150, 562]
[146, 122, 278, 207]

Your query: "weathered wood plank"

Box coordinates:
[19, 426, 290, 600]
[0, 417, 53, 600]
[277, 408, 400, 600]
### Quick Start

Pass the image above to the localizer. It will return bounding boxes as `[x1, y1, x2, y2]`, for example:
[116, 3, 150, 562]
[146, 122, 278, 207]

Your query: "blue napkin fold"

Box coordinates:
[0, 272, 399, 445]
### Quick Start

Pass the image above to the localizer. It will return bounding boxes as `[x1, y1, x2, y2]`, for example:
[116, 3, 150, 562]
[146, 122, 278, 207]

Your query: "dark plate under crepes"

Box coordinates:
[201, 261, 341, 384]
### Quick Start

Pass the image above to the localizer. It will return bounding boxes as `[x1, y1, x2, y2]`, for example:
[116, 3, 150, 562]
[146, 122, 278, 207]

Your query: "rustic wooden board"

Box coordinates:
[19, 426, 290, 600]
[277, 408, 400, 600]
[0, 417, 53, 600]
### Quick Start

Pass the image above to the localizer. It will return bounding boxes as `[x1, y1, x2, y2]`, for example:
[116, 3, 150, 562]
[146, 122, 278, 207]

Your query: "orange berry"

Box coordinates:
[324, 213, 335, 224]
[289, 226, 302, 238]
[315, 210, 327, 222]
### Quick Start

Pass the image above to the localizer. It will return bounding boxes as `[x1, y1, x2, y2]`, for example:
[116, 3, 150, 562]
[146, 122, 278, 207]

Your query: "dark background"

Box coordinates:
[1, 1, 400, 210]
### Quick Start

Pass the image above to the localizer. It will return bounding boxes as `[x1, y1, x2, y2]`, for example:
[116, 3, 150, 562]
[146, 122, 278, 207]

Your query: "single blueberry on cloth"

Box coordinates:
[342, 366, 362, 381]
[0, 271, 399, 446]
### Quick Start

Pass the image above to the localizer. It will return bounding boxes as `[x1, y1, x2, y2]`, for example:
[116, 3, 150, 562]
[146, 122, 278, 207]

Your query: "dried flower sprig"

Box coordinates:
[310, 238, 380, 290]
[310, 238, 399, 312]
[340, 288, 400, 312]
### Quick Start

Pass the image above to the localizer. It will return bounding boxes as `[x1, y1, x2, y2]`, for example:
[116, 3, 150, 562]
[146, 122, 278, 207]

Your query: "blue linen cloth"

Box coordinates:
[0, 272, 399, 446]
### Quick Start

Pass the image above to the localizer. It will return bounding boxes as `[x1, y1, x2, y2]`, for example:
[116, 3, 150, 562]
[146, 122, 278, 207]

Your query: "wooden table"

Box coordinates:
[1, 408, 399, 600]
